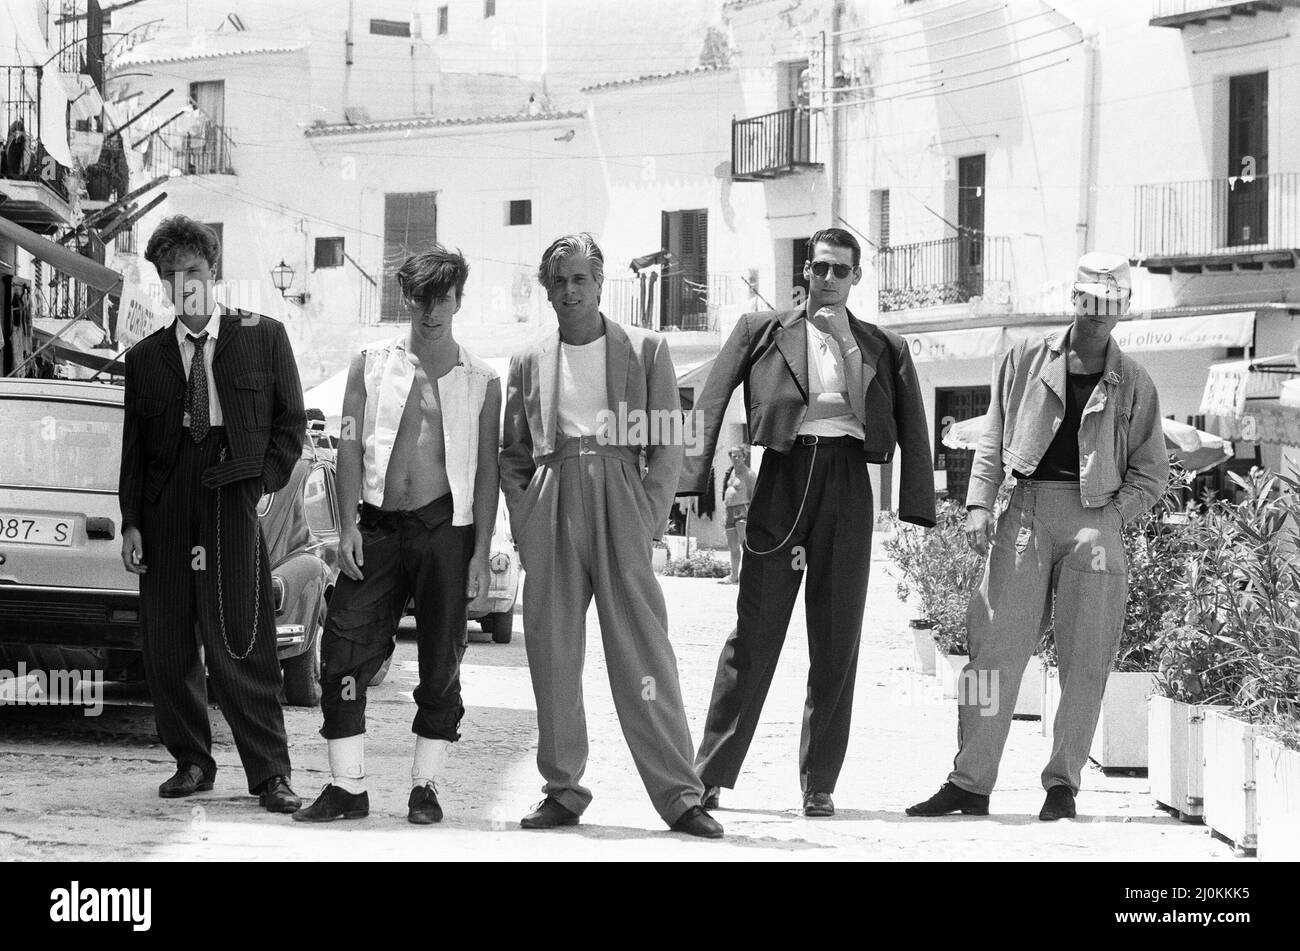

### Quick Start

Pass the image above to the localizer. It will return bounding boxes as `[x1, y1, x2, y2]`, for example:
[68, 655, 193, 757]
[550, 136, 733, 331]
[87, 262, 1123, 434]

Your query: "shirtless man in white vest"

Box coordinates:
[295, 246, 501, 825]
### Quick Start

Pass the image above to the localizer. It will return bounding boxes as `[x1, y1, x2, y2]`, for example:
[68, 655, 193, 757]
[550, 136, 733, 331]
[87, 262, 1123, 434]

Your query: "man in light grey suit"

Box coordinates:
[500, 233, 722, 838]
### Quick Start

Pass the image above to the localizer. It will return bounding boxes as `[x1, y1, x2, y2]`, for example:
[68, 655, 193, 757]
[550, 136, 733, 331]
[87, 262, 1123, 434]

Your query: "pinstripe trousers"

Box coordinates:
[138, 426, 291, 793]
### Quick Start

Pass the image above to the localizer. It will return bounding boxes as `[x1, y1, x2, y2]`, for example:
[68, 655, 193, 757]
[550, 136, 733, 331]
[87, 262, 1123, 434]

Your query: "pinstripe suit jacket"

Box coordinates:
[119, 309, 306, 531]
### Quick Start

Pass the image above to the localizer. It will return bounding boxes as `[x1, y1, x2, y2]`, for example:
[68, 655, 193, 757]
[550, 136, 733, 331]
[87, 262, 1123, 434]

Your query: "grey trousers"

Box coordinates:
[949, 480, 1128, 796]
[512, 438, 702, 825]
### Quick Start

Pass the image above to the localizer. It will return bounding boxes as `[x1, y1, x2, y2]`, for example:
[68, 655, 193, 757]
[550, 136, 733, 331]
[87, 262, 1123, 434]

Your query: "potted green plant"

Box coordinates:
[1195, 469, 1300, 854]
[882, 502, 980, 690]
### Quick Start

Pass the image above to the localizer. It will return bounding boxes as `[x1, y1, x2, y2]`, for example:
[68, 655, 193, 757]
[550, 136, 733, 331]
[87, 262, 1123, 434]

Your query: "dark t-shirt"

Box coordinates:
[1013, 371, 1104, 482]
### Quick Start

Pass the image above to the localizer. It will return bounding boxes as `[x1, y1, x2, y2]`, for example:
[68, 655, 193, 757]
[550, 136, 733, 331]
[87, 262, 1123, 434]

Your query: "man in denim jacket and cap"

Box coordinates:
[908, 252, 1168, 822]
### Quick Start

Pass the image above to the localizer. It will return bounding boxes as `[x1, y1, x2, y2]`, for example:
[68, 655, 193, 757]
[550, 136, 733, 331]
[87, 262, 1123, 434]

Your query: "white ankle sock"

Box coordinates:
[412, 737, 450, 788]
[328, 735, 366, 794]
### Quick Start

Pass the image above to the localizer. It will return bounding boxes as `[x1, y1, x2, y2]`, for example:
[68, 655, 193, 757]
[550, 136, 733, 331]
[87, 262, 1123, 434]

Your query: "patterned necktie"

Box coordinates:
[186, 331, 210, 443]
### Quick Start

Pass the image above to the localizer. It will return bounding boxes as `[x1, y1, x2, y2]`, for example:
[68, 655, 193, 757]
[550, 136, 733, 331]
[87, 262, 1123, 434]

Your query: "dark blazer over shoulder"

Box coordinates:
[678, 307, 936, 527]
[119, 308, 306, 531]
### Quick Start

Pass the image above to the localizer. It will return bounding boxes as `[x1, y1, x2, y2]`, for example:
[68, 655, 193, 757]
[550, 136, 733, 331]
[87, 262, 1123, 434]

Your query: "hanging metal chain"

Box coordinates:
[214, 445, 260, 661]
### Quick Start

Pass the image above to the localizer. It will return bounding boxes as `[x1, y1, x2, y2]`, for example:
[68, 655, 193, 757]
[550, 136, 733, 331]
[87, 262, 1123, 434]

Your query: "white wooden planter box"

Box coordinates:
[1041, 665, 1061, 737]
[934, 649, 969, 700]
[1253, 735, 1300, 861]
[1203, 710, 1259, 852]
[1014, 659, 1043, 720]
[1088, 671, 1157, 770]
[1147, 696, 1227, 821]
[909, 622, 936, 675]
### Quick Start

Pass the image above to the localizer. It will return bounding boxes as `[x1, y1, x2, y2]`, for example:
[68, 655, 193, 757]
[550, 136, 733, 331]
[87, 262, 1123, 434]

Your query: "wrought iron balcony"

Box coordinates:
[877, 234, 1010, 313]
[1150, 0, 1300, 29]
[142, 123, 236, 177]
[1132, 172, 1299, 274]
[0, 65, 74, 228]
[731, 107, 821, 182]
[605, 272, 739, 332]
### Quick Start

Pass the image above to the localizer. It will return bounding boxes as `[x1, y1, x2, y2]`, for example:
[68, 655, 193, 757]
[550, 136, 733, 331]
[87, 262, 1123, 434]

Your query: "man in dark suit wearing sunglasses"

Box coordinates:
[678, 228, 935, 816]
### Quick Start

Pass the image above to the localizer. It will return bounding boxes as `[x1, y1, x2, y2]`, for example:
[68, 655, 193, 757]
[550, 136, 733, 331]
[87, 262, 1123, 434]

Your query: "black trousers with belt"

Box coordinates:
[696, 437, 874, 794]
[138, 426, 291, 793]
[318, 494, 473, 741]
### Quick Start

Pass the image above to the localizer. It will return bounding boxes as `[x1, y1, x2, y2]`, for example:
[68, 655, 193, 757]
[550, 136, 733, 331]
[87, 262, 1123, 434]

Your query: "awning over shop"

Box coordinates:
[1199, 353, 1299, 419]
[676, 357, 745, 424]
[1200, 352, 1300, 445]
[31, 327, 124, 376]
[900, 310, 1256, 363]
[0, 216, 124, 294]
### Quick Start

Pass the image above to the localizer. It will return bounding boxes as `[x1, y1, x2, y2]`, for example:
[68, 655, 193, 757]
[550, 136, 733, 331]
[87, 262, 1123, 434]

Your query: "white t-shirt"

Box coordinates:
[557, 336, 608, 437]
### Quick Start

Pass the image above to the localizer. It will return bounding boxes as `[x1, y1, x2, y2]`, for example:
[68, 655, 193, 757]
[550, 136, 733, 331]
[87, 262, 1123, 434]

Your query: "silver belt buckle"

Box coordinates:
[579, 435, 596, 456]
[800, 434, 819, 446]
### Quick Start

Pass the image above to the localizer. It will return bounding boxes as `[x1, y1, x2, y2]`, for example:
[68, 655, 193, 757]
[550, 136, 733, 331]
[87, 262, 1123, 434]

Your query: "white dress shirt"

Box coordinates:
[799, 319, 864, 439]
[175, 304, 224, 427]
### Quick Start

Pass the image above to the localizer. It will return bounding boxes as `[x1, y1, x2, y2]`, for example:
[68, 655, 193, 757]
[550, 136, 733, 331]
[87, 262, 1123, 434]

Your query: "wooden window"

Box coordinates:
[506, 199, 532, 226]
[314, 237, 344, 269]
[381, 192, 437, 320]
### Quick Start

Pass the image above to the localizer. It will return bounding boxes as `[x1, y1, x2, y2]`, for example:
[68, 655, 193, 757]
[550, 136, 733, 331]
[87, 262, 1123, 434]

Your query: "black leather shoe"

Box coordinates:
[408, 783, 444, 825]
[671, 805, 724, 838]
[906, 782, 990, 817]
[520, 797, 580, 829]
[701, 785, 721, 811]
[1039, 785, 1076, 821]
[803, 790, 835, 817]
[158, 763, 215, 799]
[257, 775, 302, 813]
[292, 784, 369, 822]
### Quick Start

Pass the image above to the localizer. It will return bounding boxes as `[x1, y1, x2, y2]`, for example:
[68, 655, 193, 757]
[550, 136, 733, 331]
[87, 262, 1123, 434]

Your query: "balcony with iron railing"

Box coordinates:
[877, 234, 1011, 313]
[142, 124, 236, 178]
[731, 106, 821, 182]
[0, 65, 74, 228]
[605, 272, 741, 332]
[1150, 0, 1300, 28]
[1132, 172, 1299, 273]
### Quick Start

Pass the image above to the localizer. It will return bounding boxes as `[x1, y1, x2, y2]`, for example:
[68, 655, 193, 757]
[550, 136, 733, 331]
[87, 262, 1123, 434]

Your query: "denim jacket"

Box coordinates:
[966, 325, 1167, 524]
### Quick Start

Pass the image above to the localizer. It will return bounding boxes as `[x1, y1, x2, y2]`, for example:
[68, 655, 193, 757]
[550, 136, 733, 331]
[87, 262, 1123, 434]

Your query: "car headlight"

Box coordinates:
[490, 553, 509, 574]
[272, 576, 285, 613]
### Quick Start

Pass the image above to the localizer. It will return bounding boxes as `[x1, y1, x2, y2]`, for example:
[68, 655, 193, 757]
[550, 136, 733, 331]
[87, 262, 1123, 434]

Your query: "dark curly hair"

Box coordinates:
[144, 215, 222, 272]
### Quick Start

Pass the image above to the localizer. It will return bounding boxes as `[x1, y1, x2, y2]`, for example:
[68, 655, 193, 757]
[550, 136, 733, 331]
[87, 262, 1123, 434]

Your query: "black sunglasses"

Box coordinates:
[809, 261, 854, 279]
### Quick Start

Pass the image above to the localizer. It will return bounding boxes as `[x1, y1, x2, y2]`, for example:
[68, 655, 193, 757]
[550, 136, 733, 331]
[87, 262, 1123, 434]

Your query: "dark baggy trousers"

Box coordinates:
[319, 493, 473, 741]
[138, 426, 291, 793]
[696, 436, 874, 794]
[949, 479, 1128, 796]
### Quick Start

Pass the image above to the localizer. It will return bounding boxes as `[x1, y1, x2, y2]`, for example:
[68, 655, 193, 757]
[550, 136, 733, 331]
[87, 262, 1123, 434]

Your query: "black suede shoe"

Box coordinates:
[1039, 785, 1076, 821]
[906, 782, 990, 817]
[158, 763, 215, 799]
[257, 775, 302, 813]
[292, 784, 369, 822]
[803, 790, 835, 817]
[701, 785, 721, 811]
[408, 783, 444, 825]
[520, 797, 580, 829]
[671, 805, 724, 838]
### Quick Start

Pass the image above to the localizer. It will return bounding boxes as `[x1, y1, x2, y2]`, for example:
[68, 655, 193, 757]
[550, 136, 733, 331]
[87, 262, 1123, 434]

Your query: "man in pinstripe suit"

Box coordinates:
[119, 216, 304, 811]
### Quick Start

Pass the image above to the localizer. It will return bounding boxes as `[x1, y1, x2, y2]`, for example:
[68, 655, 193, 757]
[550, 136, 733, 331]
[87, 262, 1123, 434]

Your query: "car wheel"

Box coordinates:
[486, 610, 514, 645]
[283, 617, 323, 707]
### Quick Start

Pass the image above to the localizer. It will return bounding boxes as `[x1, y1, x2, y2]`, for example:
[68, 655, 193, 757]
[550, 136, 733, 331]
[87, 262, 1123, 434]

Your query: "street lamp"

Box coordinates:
[271, 260, 309, 305]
